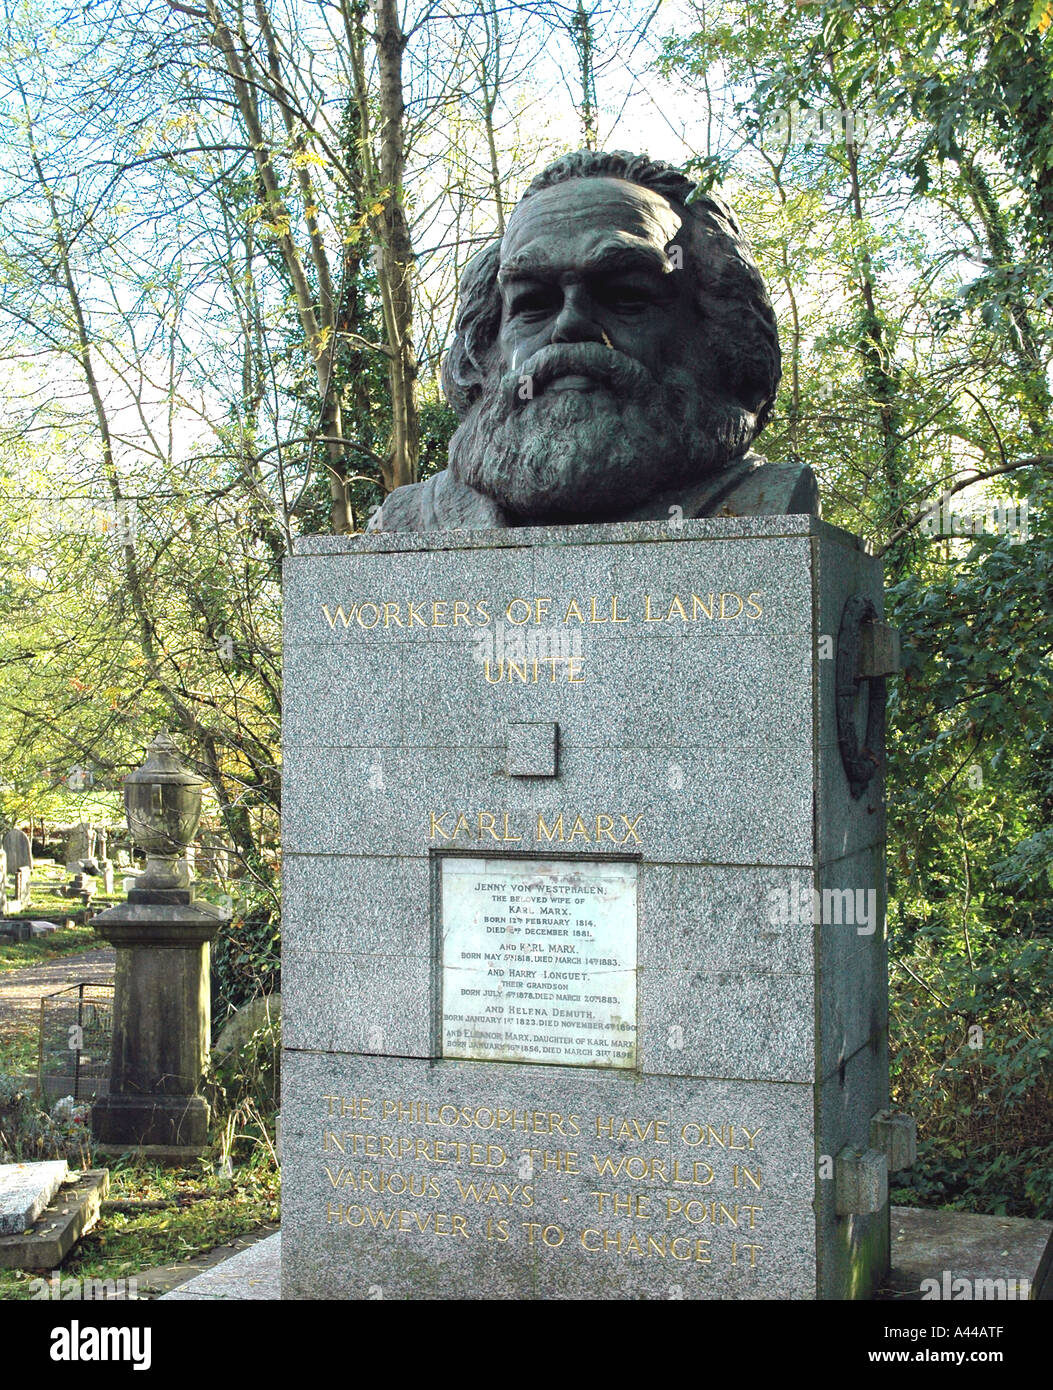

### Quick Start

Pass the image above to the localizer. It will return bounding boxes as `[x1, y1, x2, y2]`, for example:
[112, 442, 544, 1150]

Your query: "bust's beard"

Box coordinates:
[448, 341, 755, 523]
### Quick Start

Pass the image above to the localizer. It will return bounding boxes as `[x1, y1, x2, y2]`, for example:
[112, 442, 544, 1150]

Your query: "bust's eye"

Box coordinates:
[510, 287, 560, 318]
[598, 282, 656, 313]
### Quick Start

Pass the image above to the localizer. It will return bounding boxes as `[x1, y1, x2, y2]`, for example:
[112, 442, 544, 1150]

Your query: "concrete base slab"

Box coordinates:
[161, 1231, 282, 1300]
[0, 1170, 109, 1269]
[885, 1205, 1051, 1300]
[92, 1143, 208, 1162]
[152, 1207, 1052, 1300]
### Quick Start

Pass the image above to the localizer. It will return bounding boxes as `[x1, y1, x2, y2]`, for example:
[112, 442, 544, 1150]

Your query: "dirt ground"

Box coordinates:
[0, 947, 116, 1034]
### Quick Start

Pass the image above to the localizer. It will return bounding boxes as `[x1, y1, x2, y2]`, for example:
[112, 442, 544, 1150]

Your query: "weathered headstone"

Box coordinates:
[2, 827, 31, 875]
[196, 836, 232, 880]
[99, 860, 115, 895]
[65, 822, 94, 867]
[62, 872, 95, 902]
[13, 865, 30, 910]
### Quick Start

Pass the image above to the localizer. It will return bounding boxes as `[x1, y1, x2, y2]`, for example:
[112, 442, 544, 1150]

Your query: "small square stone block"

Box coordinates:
[870, 1109, 917, 1172]
[834, 1146, 888, 1215]
[507, 721, 559, 777]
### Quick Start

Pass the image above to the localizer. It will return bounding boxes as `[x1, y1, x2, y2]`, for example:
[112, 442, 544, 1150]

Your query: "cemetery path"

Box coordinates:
[0, 947, 115, 1032]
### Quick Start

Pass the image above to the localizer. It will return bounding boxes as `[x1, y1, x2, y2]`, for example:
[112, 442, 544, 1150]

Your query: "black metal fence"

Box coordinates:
[37, 982, 113, 1103]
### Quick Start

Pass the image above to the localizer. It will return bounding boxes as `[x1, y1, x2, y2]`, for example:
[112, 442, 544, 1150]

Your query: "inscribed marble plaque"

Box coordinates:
[440, 856, 637, 1068]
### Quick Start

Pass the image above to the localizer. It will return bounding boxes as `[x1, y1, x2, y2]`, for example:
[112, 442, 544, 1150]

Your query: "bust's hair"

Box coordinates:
[441, 149, 781, 434]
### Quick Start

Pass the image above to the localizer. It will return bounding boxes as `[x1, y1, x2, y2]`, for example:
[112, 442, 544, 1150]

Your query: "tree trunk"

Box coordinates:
[372, 0, 420, 493]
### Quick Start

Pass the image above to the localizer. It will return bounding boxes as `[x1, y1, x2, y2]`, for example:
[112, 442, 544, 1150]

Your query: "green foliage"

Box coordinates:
[0, 1076, 94, 1166]
[208, 883, 281, 1025]
[206, 1014, 281, 1130]
[659, 0, 1053, 1218]
[0, 1161, 280, 1300]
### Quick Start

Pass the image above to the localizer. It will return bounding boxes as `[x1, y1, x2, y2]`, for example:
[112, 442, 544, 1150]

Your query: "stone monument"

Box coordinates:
[281, 150, 906, 1300]
[2, 827, 32, 876]
[90, 733, 229, 1156]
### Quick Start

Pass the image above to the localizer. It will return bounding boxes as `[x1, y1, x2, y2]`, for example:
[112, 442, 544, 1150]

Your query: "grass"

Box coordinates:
[0, 1021, 38, 1078]
[0, 1157, 280, 1300]
[0, 924, 103, 973]
[0, 866, 121, 971]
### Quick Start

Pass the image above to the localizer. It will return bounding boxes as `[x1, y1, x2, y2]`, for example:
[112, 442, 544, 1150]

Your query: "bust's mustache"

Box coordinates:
[495, 341, 655, 414]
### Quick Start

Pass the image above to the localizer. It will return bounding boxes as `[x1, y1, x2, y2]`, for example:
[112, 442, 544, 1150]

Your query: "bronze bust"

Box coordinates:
[371, 150, 816, 533]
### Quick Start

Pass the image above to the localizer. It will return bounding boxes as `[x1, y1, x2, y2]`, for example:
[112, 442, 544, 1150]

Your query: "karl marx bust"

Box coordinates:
[371, 150, 817, 533]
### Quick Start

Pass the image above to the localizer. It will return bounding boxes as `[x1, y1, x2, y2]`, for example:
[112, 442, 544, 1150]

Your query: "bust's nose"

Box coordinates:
[549, 283, 602, 345]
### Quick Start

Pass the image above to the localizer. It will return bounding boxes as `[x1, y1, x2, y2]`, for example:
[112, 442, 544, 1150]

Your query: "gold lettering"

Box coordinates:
[666, 595, 689, 622]
[719, 591, 744, 620]
[588, 596, 608, 624]
[691, 593, 714, 620]
[564, 598, 585, 623]
[429, 812, 452, 840]
[537, 813, 565, 842]
[746, 592, 763, 618]
[643, 594, 662, 621]
[408, 602, 428, 627]
[567, 815, 591, 842]
[619, 814, 644, 844]
[431, 601, 449, 627]
[477, 812, 500, 840]
[484, 660, 503, 683]
[452, 600, 471, 625]
[611, 595, 628, 622]
[595, 814, 617, 842]
[502, 814, 522, 843]
[382, 602, 404, 628]
[568, 657, 585, 682]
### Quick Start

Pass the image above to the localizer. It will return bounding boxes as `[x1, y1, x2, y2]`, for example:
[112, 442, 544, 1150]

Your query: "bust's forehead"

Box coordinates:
[500, 177, 684, 274]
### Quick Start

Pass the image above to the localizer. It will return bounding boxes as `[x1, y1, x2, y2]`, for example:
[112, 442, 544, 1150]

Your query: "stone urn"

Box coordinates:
[124, 730, 206, 898]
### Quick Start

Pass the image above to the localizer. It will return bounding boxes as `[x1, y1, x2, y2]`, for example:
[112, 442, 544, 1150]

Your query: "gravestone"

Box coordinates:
[2, 827, 31, 875]
[13, 866, 30, 910]
[65, 822, 94, 869]
[197, 836, 232, 880]
[281, 515, 896, 1299]
[99, 860, 115, 895]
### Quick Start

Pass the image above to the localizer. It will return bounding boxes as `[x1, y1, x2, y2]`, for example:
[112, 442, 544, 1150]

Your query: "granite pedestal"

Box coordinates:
[281, 515, 895, 1299]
